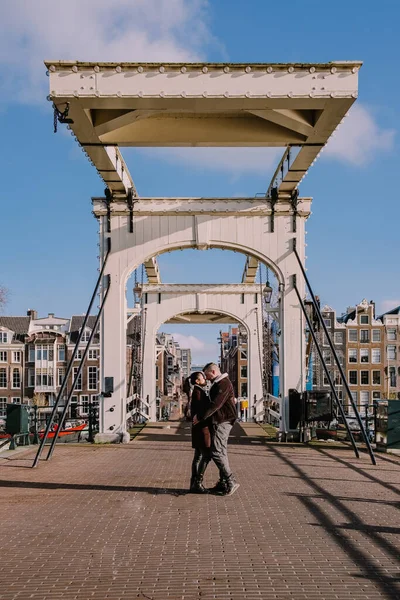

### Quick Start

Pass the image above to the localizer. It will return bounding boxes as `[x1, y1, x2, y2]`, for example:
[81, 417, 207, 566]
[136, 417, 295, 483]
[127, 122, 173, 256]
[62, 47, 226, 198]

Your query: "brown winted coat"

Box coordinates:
[191, 385, 212, 450]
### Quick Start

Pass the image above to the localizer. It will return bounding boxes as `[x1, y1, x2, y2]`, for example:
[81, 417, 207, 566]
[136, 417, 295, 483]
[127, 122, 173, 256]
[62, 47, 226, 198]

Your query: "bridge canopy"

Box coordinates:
[46, 61, 361, 199]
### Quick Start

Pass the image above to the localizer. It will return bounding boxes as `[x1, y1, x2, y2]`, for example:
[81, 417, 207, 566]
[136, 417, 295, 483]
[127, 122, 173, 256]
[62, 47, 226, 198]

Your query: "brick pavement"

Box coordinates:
[0, 421, 399, 600]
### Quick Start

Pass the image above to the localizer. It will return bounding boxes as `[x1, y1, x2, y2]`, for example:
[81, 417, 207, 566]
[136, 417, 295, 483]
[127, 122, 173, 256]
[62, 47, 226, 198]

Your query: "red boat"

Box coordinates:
[39, 422, 87, 440]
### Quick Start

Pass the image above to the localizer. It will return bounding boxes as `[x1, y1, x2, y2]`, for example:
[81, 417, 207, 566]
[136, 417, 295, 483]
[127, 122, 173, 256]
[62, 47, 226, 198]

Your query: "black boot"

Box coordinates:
[191, 458, 210, 494]
[208, 478, 227, 494]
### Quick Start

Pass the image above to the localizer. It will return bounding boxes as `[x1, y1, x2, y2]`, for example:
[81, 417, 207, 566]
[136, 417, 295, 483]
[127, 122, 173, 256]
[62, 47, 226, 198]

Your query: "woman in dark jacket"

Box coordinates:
[189, 371, 211, 493]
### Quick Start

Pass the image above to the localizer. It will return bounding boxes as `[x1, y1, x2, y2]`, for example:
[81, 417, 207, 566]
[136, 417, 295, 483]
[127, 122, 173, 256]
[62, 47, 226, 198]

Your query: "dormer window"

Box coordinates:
[0, 332, 8, 343]
[81, 329, 91, 343]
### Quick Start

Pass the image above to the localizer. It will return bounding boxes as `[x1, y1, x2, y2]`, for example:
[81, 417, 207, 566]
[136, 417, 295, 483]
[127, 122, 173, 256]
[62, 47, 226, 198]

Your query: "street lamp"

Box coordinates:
[263, 280, 273, 305]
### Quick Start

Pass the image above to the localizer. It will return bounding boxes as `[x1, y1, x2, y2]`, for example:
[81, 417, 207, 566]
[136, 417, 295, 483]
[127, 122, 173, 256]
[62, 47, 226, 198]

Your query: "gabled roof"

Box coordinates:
[69, 316, 99, 344]
[377, 305, 400, 320]
[0, 316, 31, 341]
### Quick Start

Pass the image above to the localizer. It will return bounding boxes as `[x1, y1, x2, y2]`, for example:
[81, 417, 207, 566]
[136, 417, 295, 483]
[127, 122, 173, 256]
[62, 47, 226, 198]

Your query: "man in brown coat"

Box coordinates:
[193, 362, 239, 496]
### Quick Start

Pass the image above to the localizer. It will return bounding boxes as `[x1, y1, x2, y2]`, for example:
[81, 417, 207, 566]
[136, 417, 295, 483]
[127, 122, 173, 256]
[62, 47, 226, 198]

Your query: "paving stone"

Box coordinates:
[0, 422, 399, 599]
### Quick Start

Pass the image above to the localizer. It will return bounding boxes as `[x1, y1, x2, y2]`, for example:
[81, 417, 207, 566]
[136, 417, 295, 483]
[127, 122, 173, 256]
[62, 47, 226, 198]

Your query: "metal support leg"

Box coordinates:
[32, 239, 111, 468]
[292, 243, 376, 465]
[293, 284, 360, 459]
[46, 278, 111, 460]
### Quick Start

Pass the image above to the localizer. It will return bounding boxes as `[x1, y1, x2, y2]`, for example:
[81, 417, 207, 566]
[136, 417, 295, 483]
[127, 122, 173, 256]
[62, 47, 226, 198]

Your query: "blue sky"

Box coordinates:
[1, 0, 399, 363]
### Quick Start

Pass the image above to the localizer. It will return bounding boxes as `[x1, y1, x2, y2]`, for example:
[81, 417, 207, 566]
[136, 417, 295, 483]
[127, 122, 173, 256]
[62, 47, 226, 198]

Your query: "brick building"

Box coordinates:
[220, 326, 248, 399]
[0, 316, 30, 416]
[379, 305, 400, 399]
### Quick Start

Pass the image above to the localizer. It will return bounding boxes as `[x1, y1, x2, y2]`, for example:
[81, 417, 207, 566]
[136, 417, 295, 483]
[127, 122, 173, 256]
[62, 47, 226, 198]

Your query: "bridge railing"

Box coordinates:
[126, 396, 150, 425]
[253, 394, 282, 428]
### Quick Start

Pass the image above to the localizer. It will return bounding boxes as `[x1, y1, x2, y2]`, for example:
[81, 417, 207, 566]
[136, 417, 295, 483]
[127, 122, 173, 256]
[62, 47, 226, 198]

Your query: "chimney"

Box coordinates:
[48, 313, 55, 318]
[370, 300, 375, 318]
[27, 309, 38, 320]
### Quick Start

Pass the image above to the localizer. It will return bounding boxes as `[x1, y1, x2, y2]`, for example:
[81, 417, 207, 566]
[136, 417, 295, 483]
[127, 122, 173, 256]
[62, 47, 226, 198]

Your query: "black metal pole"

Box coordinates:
[32, 239, 111, 468]
[294, 284, 360, 459]
[45, 278, 111, 460]
[88, 397, 94, 443]
[293, 243, 376, 465]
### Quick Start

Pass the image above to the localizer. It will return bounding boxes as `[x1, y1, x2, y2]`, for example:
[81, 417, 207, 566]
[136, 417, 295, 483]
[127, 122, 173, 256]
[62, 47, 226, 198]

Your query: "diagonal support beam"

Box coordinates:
[94, 110, 150, 137]
[248, 109, 315, 137]
[242, 256, 259, 283]
[144, 256, 161, 284]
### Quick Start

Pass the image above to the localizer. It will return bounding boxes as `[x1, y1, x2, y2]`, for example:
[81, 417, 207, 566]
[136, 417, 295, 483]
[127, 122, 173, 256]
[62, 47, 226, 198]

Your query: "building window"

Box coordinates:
[324, 318, 331, 327]
[323, 372, 330, 386]
[349, 371, 357, 385]
[58, 368, 65, 386]
[372, 330, 381, 342]
[360, 330, 370, 343]
[80, 395, 89, 416]
[372, 370, 381, 385]
[0, 351, 7, 362]
[387, 345, 396, 360]
[360, 370, 369, 385]
[389, 366, 397, 388]
[240, 294, 244, 304]
[73, 367, 82, 391]
[322, 350, 331, 365]
[58, 345, 65, 361]
[12, 369, 21, 389]
[88, 367, 98, 391]
[387, 328, 396, 341]
[337, 390, 343, 400]
[240, 350, 247, 360]
[28, 369, 35, 387]
[91, 395, 99, 407]
[75, 349, 83, 360]
[0, 368, 7, 388]
[12, 351, 21, 363]
[334, 373, 342, 386]
[240, 383, 247, 397]
[0, 397, 6, 417]
[373, 391, 381, 400]
[81, 330, 91, 343]
[240, 365, 247, 379]
[322, 334, 329, 347]
[0, 333, 8, 343]
[371, 349, 381, 364]
[360, 349, 369, 363]
[360, 315, 369, 325]
[28, 345, 35, 362]
[348, 329, 357, 342]
[337, 351, 344, 366]
[334, 332, 343, 344]
[348, 349, 357, 363]
[36, 345, 52, 361]
[360, 391, 369, 406]
[88, 349, 98, 360]
[155, 365, 159, 380]
[36, 369, 54, 387]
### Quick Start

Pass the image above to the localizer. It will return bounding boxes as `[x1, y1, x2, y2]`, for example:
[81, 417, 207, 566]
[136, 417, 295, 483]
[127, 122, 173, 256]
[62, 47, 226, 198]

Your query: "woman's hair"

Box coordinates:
[190, 371, 205, 386]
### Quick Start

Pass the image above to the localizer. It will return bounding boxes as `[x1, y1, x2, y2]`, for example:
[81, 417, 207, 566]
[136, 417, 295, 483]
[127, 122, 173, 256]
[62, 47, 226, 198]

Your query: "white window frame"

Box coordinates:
[0, 368, 7, 388]
[0, 332, 8, 343]
[348, 349, 357, 363]
[372, 370, 381, 385]
[81, 329, 91, 343]
[387, 345, 396, 360]
[0, 397, 6, 417]
[360, 349, 369, 364]
[359, 315, 369, 325]
[80, 395, 90, 416]
[28, 345, 35, 362]
[348, 329, 357, 342]
[334, 332, 343, 344]
[323, 318, 331, 327]
[348, 370, 358, 386]
[57, 368, 65, 387]
[88, 366, 98, 391]
[372, 329, 381, 342]
[28, 368, 35, 387]
[12, 351, 21, 363]
[360, 370, 369, 386]
[73, 367, 82, 391]
[322, 350, 331, 365]
[58, 344, 66, 362]
[371, 349, 381, 364]
[240, 365, 247, 379]
[88, 349, 98, 360]
[387, 328, 396, 341]
[0, 351, 7, 363]
[360, 391, 369, 406]
[12, 368, 21, 389]
[11, 397, 21, 404]
[360, 329, 370, 343]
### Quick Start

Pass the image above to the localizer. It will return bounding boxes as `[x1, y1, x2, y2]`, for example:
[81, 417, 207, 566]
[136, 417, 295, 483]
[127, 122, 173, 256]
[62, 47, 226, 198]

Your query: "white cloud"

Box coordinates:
[170, 333, 211, 351]
[137, 147, 283, 175]
[378, 300, 400, 314]
[0, 0, 214, 103]
[324, 104, 395, 166]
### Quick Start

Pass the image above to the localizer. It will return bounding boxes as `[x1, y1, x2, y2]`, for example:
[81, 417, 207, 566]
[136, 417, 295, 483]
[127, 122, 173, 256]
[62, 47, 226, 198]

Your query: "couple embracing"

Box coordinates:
[188, 362, 239, 496]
